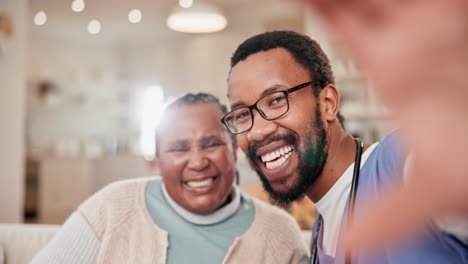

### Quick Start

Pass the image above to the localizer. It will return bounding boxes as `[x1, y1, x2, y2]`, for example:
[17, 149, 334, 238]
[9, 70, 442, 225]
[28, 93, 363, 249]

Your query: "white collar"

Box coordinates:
[316, 142, 379, 213]
[161, 183, 241, 225]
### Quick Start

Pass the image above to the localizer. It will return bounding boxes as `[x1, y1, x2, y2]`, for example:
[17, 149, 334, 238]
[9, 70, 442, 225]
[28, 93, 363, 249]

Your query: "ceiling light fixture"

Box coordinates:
[71, 0, 85, 13]
[34, 11, 47, 26]
[179, 0, 193, 9]
[167, 3, 227, 33]
[87, 19, 101, 34]
[128, 9, 142, 24]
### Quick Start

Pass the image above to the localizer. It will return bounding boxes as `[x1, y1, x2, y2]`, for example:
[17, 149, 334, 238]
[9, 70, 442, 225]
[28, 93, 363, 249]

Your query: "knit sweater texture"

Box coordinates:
[77, 178, 309, 264]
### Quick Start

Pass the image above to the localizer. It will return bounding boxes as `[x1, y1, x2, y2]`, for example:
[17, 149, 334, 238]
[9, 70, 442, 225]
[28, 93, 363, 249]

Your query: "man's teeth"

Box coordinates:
[266, 152, 292, 169]
[261, 145, 293, 162]
[260, 145, 294, 170]
[186, 178, 214, 188]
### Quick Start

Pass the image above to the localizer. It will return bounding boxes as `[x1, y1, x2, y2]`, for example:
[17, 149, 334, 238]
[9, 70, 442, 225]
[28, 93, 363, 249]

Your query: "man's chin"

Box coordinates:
[258, 172, 307, 208]
[268, 177, 296, 195]
[267, 188, 307, 209]
[247, 153, 308, 207]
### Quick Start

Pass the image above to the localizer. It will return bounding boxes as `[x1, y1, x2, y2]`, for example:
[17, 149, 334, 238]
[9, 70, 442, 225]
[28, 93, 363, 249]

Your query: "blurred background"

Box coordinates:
[0, 0, 392, 229]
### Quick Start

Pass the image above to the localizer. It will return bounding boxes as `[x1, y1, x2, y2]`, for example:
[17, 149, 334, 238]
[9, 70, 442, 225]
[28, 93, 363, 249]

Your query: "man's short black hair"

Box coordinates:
[155, 93, 236, 156]
[230, 30, 344, 125]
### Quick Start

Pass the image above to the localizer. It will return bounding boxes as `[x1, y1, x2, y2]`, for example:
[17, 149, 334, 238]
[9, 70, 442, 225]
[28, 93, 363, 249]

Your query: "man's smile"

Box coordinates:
[249, 136, 299, 184]
[260, 144, 294, 170]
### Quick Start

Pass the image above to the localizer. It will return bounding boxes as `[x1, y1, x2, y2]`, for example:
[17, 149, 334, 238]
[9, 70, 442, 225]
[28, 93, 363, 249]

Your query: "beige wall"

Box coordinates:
[0, 0, 27, 222]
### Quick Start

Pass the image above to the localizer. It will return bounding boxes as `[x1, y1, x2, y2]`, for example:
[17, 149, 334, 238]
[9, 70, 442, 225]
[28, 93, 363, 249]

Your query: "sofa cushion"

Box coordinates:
[0, 224, 59, 264]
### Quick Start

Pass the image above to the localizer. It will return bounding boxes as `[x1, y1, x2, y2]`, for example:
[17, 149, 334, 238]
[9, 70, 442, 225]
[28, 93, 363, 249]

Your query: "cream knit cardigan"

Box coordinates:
[78, 178, 309, 264]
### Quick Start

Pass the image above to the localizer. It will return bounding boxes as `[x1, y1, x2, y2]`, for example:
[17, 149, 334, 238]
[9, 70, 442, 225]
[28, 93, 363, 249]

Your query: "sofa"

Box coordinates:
[0, 223, 59, 264]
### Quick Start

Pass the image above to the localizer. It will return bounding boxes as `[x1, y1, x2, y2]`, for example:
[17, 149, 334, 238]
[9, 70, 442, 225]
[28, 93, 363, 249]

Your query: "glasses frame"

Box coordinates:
[221, 81, 316, 135]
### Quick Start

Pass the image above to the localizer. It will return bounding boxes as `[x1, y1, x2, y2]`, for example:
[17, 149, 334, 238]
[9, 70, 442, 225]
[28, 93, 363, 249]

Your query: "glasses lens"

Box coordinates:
[257, 91, 289, 120]
[224, 107, 252, 134]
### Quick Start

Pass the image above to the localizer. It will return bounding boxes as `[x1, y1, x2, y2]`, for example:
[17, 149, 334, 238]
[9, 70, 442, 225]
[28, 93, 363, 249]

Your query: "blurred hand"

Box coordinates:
[303, 0, 468, 255]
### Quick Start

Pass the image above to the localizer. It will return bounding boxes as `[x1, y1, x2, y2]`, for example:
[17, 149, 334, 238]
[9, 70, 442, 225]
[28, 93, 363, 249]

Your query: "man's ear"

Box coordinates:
[319, 84, 340, 122]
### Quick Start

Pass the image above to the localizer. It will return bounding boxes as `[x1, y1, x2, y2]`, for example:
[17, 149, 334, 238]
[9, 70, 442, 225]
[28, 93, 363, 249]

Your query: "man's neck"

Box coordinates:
[306, 125, 365, 203]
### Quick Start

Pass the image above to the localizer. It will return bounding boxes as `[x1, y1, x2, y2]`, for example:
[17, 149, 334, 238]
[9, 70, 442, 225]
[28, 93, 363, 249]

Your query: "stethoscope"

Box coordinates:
[311, 138, 363, 264]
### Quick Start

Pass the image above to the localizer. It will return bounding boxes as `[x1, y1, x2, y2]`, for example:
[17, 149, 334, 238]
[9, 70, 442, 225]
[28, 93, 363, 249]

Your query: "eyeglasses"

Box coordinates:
[221, 81, 315, 135]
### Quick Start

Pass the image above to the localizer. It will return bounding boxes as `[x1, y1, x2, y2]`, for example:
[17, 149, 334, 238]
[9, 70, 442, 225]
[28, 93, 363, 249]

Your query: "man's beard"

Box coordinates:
[247, 107, 328, 208]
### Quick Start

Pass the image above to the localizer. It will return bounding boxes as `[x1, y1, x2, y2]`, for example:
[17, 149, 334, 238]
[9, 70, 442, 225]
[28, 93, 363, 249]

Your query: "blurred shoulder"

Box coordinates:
[247, 194, 302, 231]
[77, 177, 158, 238]
[81, 177, 156, 207]
[239, 194, 309, 262]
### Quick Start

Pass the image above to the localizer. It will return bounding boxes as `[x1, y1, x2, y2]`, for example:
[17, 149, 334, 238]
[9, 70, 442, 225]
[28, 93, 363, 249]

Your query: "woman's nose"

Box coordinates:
[187, 151, 209, 171]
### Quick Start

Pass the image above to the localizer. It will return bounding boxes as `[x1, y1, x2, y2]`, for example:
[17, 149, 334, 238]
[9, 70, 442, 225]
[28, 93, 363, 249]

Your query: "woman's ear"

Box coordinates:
[319, 84, 340, 122]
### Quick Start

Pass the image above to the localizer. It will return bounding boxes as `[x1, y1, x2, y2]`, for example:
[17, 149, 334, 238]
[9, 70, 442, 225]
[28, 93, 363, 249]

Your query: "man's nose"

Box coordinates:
[187, 150, 209, 171]
[247, 110, 277, 143]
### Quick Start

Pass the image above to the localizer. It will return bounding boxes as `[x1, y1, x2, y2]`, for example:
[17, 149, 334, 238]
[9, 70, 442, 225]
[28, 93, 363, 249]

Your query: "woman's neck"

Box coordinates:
[161, 183, 241, 225]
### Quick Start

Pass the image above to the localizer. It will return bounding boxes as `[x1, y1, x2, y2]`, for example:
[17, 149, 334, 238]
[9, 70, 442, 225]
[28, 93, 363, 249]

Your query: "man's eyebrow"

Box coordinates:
[230, 101, 246, 110]
[260, 85, 284, 97]
[230, 84, 286, 110]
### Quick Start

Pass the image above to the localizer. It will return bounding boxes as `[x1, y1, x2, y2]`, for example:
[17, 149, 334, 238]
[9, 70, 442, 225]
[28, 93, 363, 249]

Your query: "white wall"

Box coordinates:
[26, 29, 264, 157]
[0, 0, 27, 223]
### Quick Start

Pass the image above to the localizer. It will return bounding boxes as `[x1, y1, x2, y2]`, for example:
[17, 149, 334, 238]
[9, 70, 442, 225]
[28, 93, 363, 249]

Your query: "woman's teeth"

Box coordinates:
[186, 177, 214, 188]
[260, 145, 294, 170]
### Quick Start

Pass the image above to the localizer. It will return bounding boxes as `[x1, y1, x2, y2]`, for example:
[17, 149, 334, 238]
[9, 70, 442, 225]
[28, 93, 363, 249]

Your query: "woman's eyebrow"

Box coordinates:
[200, 135, 221, 143]
[167, 139, 188, 147]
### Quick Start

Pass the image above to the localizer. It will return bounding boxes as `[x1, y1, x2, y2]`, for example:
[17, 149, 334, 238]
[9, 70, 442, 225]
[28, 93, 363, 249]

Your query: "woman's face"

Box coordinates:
[157, 103, 237, 215]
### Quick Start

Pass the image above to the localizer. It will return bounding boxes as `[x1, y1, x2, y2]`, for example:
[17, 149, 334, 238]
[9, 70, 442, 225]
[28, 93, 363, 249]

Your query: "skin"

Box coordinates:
[227, 47, 370, 204]
[155, 103, 237, 215]
[303, 0, 468, 255]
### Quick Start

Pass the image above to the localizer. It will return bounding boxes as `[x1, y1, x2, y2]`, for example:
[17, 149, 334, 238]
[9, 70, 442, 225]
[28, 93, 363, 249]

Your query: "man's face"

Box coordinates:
[157, 103, 237, 215]
[227, 48, 328, 206]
